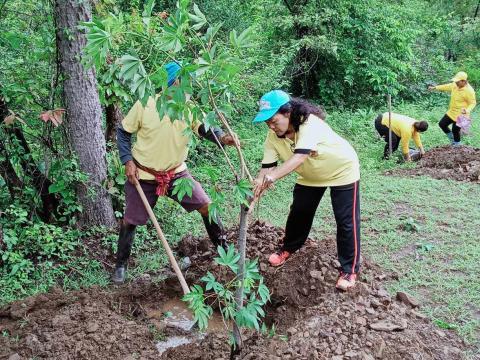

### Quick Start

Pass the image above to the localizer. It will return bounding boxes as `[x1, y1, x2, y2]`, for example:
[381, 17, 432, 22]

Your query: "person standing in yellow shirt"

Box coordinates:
[112, 62, 238, 284]
[374, 112, 428, 161]
[428, 71, 476, 146]
[252, 90, 361, 291]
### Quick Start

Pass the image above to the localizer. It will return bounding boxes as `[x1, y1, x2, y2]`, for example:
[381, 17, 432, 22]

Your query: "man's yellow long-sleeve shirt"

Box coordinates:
[434, 82, 476, 121]
[381, 113, 423, 155]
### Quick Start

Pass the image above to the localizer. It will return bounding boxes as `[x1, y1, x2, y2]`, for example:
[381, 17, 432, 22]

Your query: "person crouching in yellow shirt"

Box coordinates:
[374, 112, 428, 161]
[428, 71, 476, 146]
[252, 90, 361, 291]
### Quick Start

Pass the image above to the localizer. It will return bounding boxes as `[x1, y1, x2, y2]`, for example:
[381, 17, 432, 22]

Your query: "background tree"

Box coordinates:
[54, 0, 115, 227]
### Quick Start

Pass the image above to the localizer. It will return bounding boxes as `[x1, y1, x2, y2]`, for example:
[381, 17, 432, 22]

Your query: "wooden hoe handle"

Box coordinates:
[134, 180, 190, 295]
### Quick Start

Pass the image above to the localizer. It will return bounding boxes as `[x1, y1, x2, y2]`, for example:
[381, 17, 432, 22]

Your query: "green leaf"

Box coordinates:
[179, 0, 191, 9]
[172, 177, 194, 202]
[119, 55, 144, 81]
[195, 56, 211, 77]
[257, 282, 271, 304]
[3, 32, 23, 49]
[202, 111, 217, 132]
[131, 72, 152, 100]
[142, 0, 156, 28]
[159, 31, 183, 53]
[233, 179, 253, 206]
[151, 67, 169, 90]
[221, 304, 236, 321]
[201, 272, 224, 293]
[81, 20, 112, 68]
[244, 259, 261, 279]
[236, 27, 254, 48]
[48, 182, 66, 194]
[207, 187, 225, 223]
[214, 243, 240, 274]
[189, 3, 207, 30]
[204, 23, 222, 43]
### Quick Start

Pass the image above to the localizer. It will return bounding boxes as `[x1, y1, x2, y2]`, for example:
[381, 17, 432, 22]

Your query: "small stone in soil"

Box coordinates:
[86, 322, 99, 333]
[376, 289, 389, 298]
[369, 320, 405, 332]
[410, 309, 427, 319]
[356, 317, 367, 326]
[396, 291, 420, 308]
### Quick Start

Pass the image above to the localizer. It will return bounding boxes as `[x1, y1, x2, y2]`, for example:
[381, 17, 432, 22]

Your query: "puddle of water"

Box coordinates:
[156, 336, 192, 355]
[147, 298, 229, 333]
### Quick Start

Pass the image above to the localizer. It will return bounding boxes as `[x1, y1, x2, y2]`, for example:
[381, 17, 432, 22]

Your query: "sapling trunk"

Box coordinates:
[231, 204, 249, 357]
[210, 96, 252, 356]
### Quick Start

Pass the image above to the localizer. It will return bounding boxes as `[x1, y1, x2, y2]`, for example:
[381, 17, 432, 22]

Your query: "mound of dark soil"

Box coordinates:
[0, 222, 469, 359]
[389, 145, 480, 182]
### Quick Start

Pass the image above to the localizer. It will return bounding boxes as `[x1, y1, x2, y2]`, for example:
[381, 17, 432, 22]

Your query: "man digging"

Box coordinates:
[428, 71, 476, 146]
[112, 61, 238, 284]
[374, 112, 429, 161]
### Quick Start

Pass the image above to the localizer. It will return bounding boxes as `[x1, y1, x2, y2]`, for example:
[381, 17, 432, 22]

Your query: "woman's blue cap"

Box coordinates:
[253, 90, 290, 123]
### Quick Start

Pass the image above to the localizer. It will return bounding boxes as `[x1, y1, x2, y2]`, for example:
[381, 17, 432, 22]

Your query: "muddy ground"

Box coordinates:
[0, 222, 470, 359]
[388, 145, 480, 182]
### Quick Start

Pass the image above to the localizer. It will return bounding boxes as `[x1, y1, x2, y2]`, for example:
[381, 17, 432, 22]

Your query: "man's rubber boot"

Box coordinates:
[112, 222, 136, 285]
[452, 141, 462, 147]
[446, 132, 454, 144]
[112, 266, 126, 285]
[202, 215, 228, 252]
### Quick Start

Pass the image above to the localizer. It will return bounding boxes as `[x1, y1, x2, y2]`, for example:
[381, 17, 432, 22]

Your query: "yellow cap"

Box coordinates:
[452, 71, 468, 82]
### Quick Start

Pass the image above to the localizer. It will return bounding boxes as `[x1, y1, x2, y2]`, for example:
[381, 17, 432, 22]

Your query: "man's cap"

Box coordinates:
[452, 71, 468, 82]
[252, 90, 290, 123]
[164, 61, 182, 87]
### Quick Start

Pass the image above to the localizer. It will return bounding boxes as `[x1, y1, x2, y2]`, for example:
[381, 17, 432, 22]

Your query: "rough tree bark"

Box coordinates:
[54, 0, 115, 227]
[105, 102, 123, 146]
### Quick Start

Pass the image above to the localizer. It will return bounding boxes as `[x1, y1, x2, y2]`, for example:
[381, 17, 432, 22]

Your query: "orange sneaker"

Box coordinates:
[336, 272, 357, 291]
[268, 250, 291, 267]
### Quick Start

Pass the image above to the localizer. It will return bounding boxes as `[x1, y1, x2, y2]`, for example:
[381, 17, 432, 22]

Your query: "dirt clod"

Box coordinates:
[396, 291, 420, 308]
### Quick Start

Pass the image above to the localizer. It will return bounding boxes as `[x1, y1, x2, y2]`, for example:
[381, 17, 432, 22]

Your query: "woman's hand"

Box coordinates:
[253, 174, 275, 199]
[125, 160, 139, 184]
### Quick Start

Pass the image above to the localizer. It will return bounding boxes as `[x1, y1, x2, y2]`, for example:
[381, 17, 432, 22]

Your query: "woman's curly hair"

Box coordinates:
[276, 97, 326, 132]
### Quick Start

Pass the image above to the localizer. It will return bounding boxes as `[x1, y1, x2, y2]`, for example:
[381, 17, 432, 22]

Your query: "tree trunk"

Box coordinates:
[0, 97, 23, 200]
[0, 223, 3, 253]
[105, 102, 123, 146]
[54, 0, 115, 227]
[0, 138, 23, 200]
[4, 124, 60, 221]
